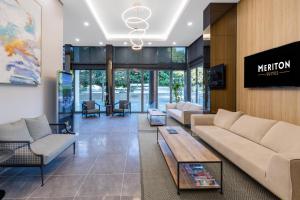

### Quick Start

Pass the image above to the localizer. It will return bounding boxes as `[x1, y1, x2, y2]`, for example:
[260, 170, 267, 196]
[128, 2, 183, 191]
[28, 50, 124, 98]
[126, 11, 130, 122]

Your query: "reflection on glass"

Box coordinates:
[75, 70, 90, 112]
[197, 66, 204, 106]
[114, 70, 128, 103]
[191, 68, 197, 103]
[143, 71, 150, 111]
[129, 69, 142, 112]
[172, 47, 186, 63]
[91, 70, 106, 106]
[158, 70, 170, 111]
[172, 71, 185, 102]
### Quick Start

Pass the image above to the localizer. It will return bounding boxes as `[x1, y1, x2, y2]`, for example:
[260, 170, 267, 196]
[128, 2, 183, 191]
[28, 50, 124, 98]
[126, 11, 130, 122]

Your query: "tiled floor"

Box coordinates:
[0, 114, 141, 200]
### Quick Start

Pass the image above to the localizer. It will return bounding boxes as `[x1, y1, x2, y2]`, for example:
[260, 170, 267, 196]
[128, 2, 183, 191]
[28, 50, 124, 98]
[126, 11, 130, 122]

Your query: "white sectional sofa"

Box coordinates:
[191, 109, 300, 200]
[166, 102, 202, 125]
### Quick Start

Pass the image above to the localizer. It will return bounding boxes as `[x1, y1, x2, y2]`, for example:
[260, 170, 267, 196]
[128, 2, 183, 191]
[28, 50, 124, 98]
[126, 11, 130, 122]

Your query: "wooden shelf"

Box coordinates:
[158, 139, 221, 190]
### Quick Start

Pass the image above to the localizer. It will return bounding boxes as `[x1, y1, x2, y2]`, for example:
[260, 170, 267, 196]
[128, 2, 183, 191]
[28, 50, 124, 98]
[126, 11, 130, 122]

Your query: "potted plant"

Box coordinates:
[173, 82, 182, 103]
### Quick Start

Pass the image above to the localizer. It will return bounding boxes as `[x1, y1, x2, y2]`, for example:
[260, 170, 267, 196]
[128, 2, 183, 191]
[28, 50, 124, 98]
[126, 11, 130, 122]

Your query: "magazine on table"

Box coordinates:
[183, 164, 219, 187]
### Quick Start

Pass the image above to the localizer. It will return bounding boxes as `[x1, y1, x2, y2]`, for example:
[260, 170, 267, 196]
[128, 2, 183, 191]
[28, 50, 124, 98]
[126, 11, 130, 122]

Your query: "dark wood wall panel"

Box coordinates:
[210, 6, 237, 113]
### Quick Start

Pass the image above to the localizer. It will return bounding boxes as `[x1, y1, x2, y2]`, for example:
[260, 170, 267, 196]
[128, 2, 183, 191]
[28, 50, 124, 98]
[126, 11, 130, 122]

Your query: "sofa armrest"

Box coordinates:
[191, 114, 215, 126]
[266, 153, 300, 200]
[0, 141, 43, 165]
[182, 111, 203, 125]
[191, 114, 215, 133]
[49, 123, 75, 134]
[166, 103, 177, 110]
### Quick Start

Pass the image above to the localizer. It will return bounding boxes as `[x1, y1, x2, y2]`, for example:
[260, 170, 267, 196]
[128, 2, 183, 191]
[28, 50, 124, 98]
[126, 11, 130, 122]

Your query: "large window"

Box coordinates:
[158, 70, 170, 111]
[191, 68, 197, 103]
[190, 66, 204, 106]
[143, 71, 150, 111]
[74, 70, 106, 112]
[172, 47, 186, 63]
[75, 70, 90, 112]
[91, 70, 106, 107]
[114, 70, 128, 103]
[129, 69, 142, 112]
[172, 71, 185, 102]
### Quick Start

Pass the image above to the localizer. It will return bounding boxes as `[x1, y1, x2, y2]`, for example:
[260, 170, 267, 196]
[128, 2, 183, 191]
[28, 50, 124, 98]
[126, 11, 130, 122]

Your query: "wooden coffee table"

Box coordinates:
[147, 108, 167, 126]
[157, 126, 223, 195]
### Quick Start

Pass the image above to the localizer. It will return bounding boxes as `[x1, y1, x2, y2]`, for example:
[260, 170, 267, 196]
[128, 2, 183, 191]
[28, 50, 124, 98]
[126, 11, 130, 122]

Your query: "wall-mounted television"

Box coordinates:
[210, 64, 226, 89]
[244, 41, 300, 88]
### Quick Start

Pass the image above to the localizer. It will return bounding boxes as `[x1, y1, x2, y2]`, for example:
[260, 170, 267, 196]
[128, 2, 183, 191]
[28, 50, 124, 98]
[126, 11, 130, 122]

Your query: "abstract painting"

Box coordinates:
[0, 0, 41, 85]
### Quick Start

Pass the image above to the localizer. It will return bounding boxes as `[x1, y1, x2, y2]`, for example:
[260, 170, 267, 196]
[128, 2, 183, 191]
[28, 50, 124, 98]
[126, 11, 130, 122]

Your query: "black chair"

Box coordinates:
[112, 100, 131, 116]
[82, 101, 101, 118]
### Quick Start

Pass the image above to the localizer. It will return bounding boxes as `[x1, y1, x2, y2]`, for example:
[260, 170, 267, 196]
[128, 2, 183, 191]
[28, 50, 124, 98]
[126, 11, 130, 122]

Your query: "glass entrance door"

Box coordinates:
[114, 69, 128, 103]
[129, 69, 142, 112]
[74, 69, 106, 112]
[75, 70, 90, 112]
[91, 70, 106, 106]
[158, 70, 171, 111]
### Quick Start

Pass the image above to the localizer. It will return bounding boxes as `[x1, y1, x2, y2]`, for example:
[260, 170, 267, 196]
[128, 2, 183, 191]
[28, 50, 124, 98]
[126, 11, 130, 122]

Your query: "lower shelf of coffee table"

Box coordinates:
[158, 139, 220, 190]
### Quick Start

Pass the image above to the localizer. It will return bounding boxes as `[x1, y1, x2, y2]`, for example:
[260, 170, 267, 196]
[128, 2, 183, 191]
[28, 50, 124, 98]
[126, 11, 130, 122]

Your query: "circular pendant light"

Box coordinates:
[121, 2, 152, 51]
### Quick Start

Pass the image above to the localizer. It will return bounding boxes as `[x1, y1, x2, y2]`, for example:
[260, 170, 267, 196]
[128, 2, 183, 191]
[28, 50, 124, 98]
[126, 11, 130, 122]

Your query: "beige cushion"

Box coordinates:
[168, 109, 183, 123]
[31, 134, 76, 164]
[213, 109, 243, 130]
[176, 102, 185, 110]
[168, 109, 182, 118]
[230, 115, 277, 143]
[194, 125, 275, 185]
[0, 119, 33, 142]
[25, 115, 52, 140]
[182, 103, 192, 111]
[189, 103, 202, 111]
[261, 121, 300, 153]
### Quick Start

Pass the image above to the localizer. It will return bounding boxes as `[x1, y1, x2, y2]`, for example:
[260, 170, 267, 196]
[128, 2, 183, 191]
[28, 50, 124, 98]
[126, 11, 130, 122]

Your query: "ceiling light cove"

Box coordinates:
[84, 0, 190, 41]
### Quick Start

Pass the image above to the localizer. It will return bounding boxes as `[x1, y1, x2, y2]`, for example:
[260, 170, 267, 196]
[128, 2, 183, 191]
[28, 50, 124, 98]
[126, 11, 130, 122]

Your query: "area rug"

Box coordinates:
[138, 131, 279, 200]
[138, 114, 180, 131]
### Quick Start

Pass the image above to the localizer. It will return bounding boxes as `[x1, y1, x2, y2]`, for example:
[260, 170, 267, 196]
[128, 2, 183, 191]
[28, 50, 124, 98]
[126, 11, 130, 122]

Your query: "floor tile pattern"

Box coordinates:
[0, 114, 141, 200]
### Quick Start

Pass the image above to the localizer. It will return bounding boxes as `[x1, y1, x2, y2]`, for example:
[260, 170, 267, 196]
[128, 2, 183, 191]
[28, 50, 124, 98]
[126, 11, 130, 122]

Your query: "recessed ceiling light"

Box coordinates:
[187, 22, 193, 26]
[83, 21, 90, 27]
[75, 38, 80, 42]
[85, 0, 189, 41]
[172, 42, 176, 45]
[123, 41, 128, 45]
[99, 42, 103, 45]
[148, 42, 152, 45]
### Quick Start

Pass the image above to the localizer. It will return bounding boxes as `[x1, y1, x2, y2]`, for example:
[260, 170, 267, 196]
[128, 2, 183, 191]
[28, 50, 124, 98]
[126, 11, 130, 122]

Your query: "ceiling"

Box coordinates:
[62, 0, 238, 47]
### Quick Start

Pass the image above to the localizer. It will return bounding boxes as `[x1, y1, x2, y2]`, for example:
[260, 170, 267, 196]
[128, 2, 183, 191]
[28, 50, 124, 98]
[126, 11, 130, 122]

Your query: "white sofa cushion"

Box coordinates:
[183, 103, 201, 111]
[30, 134, 76, 164]
[194, 125, 275, 185]
[176, 102, 185, 110]
[213, 109, 243, 130]
[25, 115, 52, 140]
[230, 115, 277, 144]
[0, 119, 33, 142]
[189, 103, 202, 111]
[261, 121, 300, 153]
[182, 102, 192, 111]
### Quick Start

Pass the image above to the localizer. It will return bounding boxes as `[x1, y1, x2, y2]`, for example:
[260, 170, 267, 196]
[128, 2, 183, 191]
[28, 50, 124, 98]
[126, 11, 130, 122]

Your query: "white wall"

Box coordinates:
[0, 0, 63, 124]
